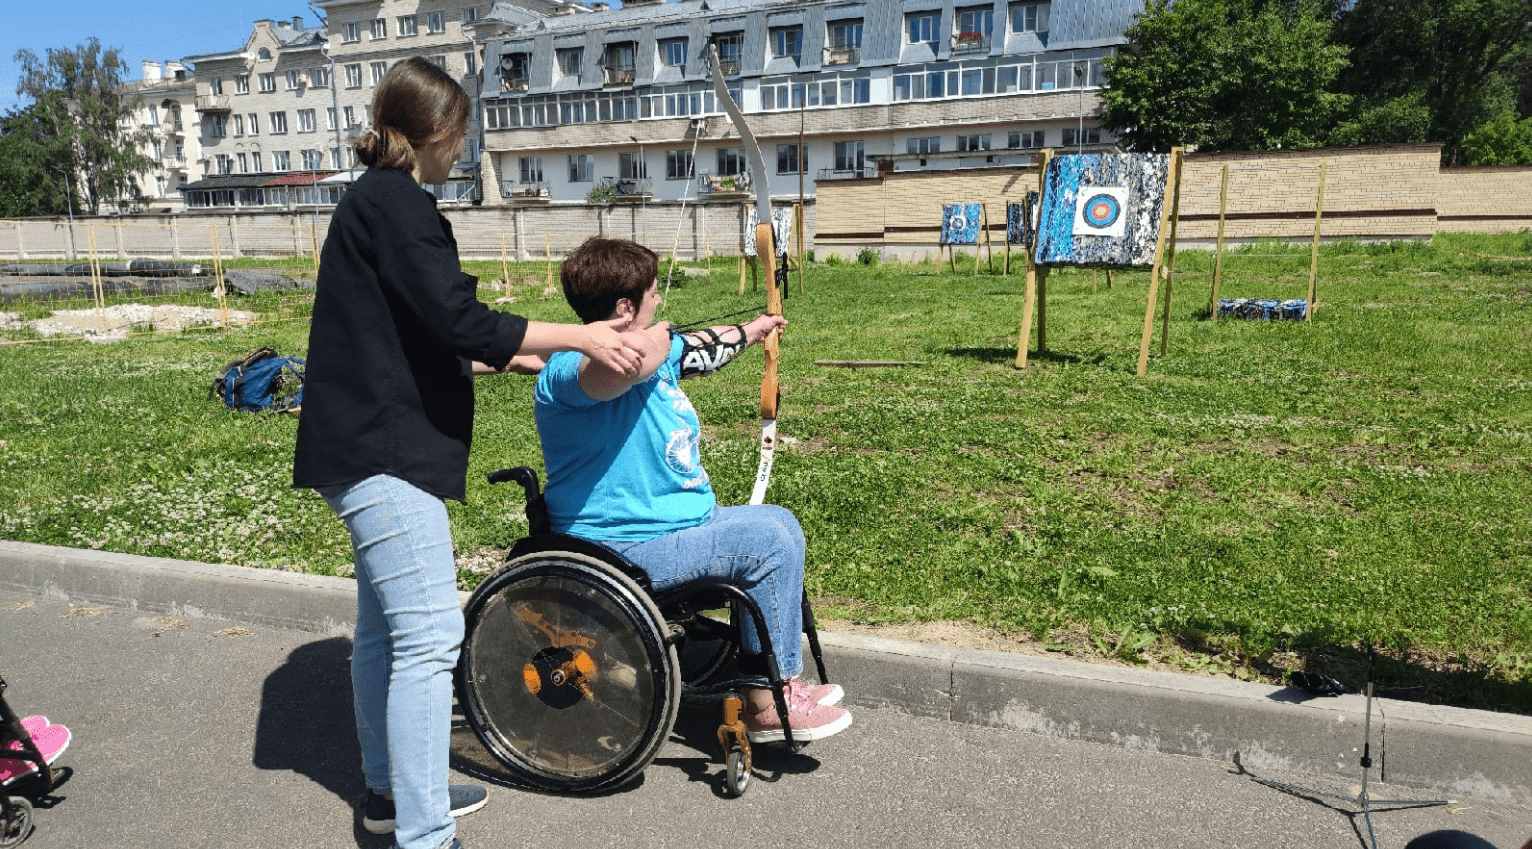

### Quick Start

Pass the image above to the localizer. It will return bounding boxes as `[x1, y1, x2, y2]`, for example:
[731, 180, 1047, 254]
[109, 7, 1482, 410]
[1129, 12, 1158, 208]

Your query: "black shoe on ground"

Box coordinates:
[361, 785, 489, 835]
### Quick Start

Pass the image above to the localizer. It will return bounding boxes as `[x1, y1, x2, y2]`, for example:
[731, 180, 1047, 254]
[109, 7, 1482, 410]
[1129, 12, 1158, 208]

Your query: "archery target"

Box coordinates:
[1073, 187, 1129, 238]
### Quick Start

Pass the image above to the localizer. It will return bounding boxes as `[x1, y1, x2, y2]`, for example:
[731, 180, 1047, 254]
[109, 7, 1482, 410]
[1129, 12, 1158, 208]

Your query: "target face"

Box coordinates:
[1073, 187, 1129, 238]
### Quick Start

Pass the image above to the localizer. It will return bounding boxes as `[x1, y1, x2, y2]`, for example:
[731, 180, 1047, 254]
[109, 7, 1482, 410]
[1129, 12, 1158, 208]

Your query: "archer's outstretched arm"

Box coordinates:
[677, 313, 786, 379]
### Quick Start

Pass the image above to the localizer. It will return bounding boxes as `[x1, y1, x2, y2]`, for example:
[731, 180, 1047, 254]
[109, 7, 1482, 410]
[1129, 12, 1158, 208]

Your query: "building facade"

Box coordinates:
[120, 61, 200, 214]
[472, 0, 1135, 208]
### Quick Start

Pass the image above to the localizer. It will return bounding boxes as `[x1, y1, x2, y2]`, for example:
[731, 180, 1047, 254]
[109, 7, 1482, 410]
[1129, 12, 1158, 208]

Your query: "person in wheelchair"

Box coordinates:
[531, 236, 852, 743]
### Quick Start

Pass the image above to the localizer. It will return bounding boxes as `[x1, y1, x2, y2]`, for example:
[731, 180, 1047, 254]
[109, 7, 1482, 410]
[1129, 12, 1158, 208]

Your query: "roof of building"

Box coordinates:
[263, 172, 339, 186]
[180, 175, 280, 191]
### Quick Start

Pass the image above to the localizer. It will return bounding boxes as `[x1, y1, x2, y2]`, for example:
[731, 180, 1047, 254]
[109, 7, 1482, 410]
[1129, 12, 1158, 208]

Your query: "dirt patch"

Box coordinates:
[0, 303, 257, 341]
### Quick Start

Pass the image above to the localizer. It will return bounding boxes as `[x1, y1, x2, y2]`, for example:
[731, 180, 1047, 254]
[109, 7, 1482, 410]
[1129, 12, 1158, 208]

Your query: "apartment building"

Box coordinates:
[120, 61, 199, 213]
[472, 0, 1136, 207]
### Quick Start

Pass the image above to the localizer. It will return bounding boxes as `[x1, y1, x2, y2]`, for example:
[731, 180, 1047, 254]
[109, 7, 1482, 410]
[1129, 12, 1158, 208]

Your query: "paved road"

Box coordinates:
[4, 589, 1528, 849]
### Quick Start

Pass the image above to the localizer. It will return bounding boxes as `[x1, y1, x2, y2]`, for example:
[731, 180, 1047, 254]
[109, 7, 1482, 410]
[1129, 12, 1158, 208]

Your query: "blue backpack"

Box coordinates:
[212, 347, 305, 413]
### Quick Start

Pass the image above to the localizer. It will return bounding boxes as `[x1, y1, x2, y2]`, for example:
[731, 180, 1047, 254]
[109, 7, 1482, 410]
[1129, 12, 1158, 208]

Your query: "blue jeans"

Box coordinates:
[320, 474, 461, 849]
[608, 504, 807, 679]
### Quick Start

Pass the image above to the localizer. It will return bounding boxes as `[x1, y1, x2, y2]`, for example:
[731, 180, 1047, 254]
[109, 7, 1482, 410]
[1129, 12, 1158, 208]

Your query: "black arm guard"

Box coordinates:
[676, 325, 749, 379]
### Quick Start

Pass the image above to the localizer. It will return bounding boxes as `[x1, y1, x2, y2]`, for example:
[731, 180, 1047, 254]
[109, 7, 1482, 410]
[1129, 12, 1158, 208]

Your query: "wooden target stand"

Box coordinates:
[1014, 147, 1185, 377]
[740, 203, 807, 296]
[942, 204, 994, 274]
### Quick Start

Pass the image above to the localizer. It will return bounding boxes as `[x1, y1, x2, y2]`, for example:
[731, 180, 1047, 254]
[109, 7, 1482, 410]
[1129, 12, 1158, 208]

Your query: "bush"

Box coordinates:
[823, 251, 844, 266]
[856, 248, 879, 266]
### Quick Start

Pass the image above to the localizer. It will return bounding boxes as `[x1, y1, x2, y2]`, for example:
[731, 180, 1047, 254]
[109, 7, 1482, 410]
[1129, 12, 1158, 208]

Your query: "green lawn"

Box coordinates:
[2, 232, 1529, 711]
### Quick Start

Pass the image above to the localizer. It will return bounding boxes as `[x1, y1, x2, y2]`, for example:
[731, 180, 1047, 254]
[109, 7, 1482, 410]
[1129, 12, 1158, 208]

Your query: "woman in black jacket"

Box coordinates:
[292, 58, 644, 849]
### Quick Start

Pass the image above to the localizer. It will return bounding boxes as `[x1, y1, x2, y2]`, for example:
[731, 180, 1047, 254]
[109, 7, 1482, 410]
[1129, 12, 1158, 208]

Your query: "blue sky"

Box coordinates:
[2, 2, 322, 115]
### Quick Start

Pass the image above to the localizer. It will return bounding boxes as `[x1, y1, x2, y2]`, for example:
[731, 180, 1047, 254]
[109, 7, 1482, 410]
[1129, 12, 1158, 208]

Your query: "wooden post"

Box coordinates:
[1105, 268, 1112, 289]
[1159, 153, 1184, 358]
[1210, 164, 1229, 320]
[1308, 162, 1325, 320]
[795, 202, 805, 295]
[211, 227, 229, 328]
[545, 233, 553, 291]
[1138, 147, 1184, 377]
[87, 226, 105, 319]
[1003, 224, 1012, 276]
[1016, 149, 1052, 368]
[13, 220, 24, 261]
[1091, 269, 1098, 293]
[311, 225, 321, 271]
[1037, 266, 1049, 353]
[500, 233, 511, 297]
[947, 243, 956, 274]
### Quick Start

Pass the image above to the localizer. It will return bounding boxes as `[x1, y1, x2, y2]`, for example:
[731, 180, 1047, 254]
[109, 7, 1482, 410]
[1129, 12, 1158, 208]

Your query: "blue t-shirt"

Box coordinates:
[533, 334, 715, 542]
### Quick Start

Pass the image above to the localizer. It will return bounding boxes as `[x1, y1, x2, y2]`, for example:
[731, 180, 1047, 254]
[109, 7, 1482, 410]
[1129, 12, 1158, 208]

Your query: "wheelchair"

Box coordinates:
[453, 467, 832, 797]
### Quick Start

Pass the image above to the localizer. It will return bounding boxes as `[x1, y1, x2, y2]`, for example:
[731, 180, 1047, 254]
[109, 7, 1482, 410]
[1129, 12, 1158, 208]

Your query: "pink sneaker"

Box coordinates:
[743, 695, 852, 743]
[0, 716, 71, 786]
[786, 677, 844, 707]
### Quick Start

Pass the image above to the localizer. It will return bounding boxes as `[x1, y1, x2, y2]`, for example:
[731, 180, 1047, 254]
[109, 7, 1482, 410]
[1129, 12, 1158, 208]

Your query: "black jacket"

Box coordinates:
[293, 167, 527, 502]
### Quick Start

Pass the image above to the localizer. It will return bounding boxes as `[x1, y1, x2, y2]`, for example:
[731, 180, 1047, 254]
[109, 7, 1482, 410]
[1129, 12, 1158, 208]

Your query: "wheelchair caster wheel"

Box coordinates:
[0, 797, 33, 849]
[724, 745, 751, 798]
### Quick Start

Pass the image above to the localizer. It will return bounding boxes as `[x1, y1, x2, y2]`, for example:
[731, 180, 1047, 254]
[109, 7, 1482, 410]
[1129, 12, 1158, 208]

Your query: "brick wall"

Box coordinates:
[1437, 165, 1532, 234]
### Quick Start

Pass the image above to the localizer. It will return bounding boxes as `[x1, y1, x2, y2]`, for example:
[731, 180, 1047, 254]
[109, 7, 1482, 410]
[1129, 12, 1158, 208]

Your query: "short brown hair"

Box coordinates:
[559, 238, 658, 323]
[354, 57, 470, 172]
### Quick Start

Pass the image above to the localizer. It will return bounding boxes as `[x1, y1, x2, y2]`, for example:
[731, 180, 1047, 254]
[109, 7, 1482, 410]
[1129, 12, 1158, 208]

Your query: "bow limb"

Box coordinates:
[708, 45, 783, 506]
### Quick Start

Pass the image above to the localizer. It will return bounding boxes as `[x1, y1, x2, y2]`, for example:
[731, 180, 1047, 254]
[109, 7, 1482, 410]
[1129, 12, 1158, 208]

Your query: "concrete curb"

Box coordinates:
[4, 538, 1529, 805]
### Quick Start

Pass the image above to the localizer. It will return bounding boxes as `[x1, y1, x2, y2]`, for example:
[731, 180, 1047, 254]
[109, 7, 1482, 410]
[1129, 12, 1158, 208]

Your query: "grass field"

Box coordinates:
[2, 232, 1529, 711]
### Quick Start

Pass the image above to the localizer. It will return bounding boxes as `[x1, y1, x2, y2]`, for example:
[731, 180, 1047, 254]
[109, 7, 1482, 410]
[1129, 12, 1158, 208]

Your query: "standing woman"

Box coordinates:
[293, 58, 644, 849]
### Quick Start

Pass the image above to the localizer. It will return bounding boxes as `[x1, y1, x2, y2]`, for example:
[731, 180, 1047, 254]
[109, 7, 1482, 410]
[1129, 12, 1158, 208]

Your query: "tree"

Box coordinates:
[1100, 0, 1351, 152]
[1461, 109, 1532, 164]
[0, 103, 77, 218]
[13, 38, 155, 215]
[1330, 0, 1532, 163]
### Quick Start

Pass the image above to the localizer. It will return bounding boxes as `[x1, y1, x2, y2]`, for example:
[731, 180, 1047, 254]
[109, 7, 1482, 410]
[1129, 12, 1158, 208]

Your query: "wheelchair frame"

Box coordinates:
[452, 467, 830, 797]
[1, 677, 57, 848]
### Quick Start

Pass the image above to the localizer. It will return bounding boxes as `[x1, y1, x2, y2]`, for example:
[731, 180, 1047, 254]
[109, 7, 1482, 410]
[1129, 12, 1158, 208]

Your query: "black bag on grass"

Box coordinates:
[212, 347, 305, 413]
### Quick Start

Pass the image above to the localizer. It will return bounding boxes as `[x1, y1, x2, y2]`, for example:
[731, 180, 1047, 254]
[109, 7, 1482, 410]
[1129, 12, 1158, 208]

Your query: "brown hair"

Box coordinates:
[354, 57, 470, 172]
[559, 238, 659, 323]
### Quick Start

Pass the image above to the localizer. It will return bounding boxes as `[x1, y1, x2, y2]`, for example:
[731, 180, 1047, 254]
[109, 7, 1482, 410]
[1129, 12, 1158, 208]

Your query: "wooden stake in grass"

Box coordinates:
[1209, 164, 1230, 320]
[1308, 162, 1325, 320]
[1016, 149, 1052, 369]
[1137, 147, 1184, 377]
[1159, 152, 1184, 358]
[86, 226, 105, 322]
[211, 227, 230, 329]
[500, 233, 510, 297]
[545, 234, 553, 291]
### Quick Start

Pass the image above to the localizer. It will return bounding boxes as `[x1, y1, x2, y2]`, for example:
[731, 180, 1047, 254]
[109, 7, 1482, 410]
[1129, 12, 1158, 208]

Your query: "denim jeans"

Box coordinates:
[320, 474, 461, 849]
[607, 504, 807, 679]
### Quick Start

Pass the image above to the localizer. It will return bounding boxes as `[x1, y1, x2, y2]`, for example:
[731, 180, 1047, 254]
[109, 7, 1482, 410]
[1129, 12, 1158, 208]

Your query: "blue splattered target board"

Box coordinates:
[1034, 153, 1170, 267]
[940, 203, 983, 246]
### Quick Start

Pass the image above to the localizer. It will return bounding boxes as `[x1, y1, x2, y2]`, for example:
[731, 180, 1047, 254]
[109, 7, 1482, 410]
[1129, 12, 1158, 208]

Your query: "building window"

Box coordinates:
[215, 154, 233, 175]
[771, 27, 803, 61]
[310, 66, 330, 87]
[285, 70, 301, 90]
[957, 7, 994, 37]
[343, 21, 361, 42]
[502, 53, 530, 90]
[957, 133, 991, 151]
[717, 147, 744, 175]
[619, 152, 647, 180]
[428, 55, 447, 69]
[660, 38, 687, 69]
[464, 7, 479, 23]
[841, 77, 871, 103]
[666, 149, 693, 180]
[605, 43, 637, 85]
[236, 74, 250, 94]
[398, 15, 418, 35]
[252, 152, 262, 171]
[346, 64, 362, 88]
[259, 72, 276, 93]
[371, 61, 388, 84]
[211, 77, 224, 95]
[907, 12, 940, 44]
[298, 109, 317, 133]
[274, 150, 290, 171]
[1061, 127, 1101, 147]
[247, 112, 259, 134]
[829, 20, 863, 49]
[325, 107, 337, 130]
[369, 18, 387, 39]
[907, 136, 940, 154]
[465, 52, 477, 77]
[237, 152, 248, 173]
[833, 140, 865, 172]
[344, 105, 357, 128]
[428, 11, 446, 33]
[1007, 129, 1043, 148]
[776, 143, 803, 174]
[520, 156, 543, 183]
[302, 149, 323, 170]
[331, 147, 342, 169]
[270, 111, 288, 134]
[568, 154, 594, 182]
[209, 114, 227, 137]
[233, 114, 246, 135]
[713, 34, 743, 72]
[557, 48, 582, 78]
[1011, 2, 1051, 34]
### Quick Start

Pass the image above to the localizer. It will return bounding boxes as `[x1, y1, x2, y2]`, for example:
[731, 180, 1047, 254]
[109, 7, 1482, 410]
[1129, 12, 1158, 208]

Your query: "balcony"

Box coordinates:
[597, 175, 651, 200]
[824, 45, 860, 66]
[604, 66, 636, 87]
[500, 180, 550, 203]
[161, 155, 187, 170]
[698, 171, 751, 197]
[817, 165, 877, 181]
[195, 94, 231, 113]
[717, 59, 741, 76]
[501, 75, 528, 93]
[951, 31, 991, 53]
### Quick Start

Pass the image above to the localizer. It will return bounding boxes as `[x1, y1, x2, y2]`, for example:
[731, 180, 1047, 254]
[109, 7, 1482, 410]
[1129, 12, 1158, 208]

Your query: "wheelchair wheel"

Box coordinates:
[456, 550, 681, 794]
[0, 797, 32, 849]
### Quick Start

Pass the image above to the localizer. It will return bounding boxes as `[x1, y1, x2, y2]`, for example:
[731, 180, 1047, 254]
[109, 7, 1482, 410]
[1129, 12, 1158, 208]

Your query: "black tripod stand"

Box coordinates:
[1245, 646, 1456, 849]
